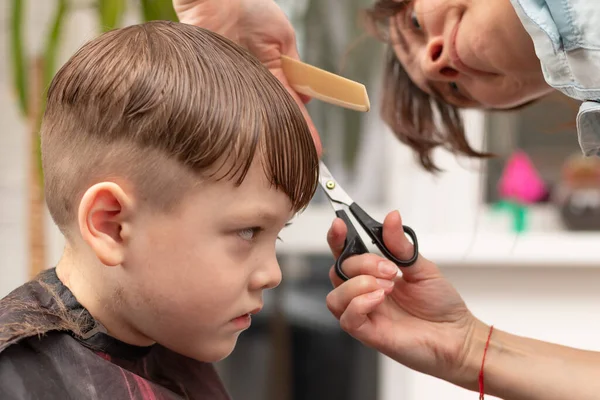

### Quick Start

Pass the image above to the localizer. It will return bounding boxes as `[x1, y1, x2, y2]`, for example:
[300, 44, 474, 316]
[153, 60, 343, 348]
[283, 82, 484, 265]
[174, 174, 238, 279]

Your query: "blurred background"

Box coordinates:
[2, 1, 600, 399]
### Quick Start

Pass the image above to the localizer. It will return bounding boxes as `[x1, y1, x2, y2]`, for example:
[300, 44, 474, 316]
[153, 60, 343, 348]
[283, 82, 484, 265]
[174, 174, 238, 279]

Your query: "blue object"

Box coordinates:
[510, 0, 600, 156]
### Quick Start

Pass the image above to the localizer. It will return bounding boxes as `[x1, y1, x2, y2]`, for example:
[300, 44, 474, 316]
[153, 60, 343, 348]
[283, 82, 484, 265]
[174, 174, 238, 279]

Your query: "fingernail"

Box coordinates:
[378, 261, 397, 276]
[368, 289, 384, 299]
[376, 279, 394, 288]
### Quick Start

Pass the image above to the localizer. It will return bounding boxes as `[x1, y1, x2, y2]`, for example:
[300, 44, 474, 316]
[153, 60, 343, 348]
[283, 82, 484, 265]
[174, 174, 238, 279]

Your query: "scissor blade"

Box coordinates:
[318, 161, 354, 208]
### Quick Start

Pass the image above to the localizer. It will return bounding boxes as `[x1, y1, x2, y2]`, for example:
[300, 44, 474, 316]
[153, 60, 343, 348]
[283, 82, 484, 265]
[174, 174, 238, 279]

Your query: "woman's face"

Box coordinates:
[391, 0, 554, 109]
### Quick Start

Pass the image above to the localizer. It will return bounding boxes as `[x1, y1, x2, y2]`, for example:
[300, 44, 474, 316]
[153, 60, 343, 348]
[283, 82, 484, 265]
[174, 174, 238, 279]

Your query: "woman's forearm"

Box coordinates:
[458, 320, 600, 400]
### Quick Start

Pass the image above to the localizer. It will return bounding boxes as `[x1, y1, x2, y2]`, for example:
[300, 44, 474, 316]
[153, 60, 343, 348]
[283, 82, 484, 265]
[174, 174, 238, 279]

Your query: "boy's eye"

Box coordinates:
[238, 227, 260, 241]
[410, 10, 421, 30]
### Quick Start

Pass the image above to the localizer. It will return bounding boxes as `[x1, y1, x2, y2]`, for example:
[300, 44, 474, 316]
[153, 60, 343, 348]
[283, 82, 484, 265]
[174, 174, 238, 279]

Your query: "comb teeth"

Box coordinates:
[281, 55, 370, 112]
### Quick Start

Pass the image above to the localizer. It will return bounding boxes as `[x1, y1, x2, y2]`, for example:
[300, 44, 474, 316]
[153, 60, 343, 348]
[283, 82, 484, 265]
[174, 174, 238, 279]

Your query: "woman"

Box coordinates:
[174, 1, 600, 398]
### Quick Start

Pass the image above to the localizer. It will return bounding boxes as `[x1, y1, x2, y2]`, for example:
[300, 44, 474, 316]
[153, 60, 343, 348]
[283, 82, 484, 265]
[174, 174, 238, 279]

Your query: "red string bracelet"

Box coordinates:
[478, 325, 494, 400]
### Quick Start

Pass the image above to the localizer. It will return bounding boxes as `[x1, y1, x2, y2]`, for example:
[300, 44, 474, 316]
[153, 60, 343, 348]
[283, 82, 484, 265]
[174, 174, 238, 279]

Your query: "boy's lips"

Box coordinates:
[232, 306, 263, 321]
[230, 306, 263, 330]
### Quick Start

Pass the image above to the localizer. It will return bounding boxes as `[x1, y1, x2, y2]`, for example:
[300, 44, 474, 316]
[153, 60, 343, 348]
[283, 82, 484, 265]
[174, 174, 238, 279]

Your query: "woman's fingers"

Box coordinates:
[382, 210, 440, 282]
[382, 210, 415, 262]
[338, 290, 385, 336]
[326, 273, 394, 319]
[328, 251, 399, 288]
[327, 210, 441, 288]
[327, 217, 398, 284]
[326, 217, 347, 260]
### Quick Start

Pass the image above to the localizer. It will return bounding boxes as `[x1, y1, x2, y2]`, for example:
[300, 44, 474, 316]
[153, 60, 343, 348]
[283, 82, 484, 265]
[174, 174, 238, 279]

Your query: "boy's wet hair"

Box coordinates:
[41, 21, 318, 237]
[362, 0, 533, 172]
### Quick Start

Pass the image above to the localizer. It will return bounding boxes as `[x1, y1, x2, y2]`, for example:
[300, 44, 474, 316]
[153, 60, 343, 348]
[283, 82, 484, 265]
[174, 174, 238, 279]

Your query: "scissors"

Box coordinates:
[319, 160, 419, 281]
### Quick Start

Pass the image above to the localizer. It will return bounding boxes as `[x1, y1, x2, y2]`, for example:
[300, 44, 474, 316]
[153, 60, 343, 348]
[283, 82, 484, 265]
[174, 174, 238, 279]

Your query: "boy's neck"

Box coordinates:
[55, 248, 156, 347]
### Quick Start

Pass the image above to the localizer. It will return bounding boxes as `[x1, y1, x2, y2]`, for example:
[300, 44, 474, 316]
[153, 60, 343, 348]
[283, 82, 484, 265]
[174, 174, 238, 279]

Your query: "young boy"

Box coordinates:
[0, 20, 318, 399]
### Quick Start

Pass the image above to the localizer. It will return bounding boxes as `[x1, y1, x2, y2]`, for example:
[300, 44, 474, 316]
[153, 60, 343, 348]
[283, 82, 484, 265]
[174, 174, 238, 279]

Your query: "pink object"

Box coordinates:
[498, 150, 547, 204]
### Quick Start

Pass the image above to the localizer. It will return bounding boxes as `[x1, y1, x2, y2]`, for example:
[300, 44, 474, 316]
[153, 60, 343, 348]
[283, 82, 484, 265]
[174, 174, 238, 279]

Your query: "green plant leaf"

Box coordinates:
[42, 0, 69, 93]
[9, 0, 28, 116]
[37, 0, 69, 187]
[98, 0, 126, 32]
[139, 0, 179, 22]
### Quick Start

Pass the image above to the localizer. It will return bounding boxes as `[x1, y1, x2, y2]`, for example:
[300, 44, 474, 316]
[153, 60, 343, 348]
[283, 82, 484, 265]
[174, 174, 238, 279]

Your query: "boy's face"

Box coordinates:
[115, 159, 293, 361]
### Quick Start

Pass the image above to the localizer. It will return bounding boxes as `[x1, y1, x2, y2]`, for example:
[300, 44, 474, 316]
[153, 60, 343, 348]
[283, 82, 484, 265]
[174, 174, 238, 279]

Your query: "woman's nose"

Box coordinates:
[422, 37, 458, 81]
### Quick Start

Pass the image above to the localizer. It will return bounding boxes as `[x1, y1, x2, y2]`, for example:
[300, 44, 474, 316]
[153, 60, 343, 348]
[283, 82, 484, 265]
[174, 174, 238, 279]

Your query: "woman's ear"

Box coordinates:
[78, 182, 134, 266]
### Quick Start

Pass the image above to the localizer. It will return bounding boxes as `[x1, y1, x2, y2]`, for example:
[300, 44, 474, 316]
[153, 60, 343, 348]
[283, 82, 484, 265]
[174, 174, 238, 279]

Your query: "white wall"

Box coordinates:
[0, 0, 33, 296]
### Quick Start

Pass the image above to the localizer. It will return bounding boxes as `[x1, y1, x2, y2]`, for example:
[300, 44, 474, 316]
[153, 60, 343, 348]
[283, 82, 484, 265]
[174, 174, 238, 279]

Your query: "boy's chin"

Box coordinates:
[185, 336, 239, 363]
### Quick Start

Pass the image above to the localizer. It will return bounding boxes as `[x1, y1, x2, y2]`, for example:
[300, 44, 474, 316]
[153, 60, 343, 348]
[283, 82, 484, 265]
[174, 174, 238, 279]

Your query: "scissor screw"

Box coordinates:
[326, 180, 335, 190]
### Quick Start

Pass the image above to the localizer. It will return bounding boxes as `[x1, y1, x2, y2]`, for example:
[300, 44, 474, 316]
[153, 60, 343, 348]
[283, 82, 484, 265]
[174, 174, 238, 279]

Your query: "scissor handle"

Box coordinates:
[349, 203, 419, 267]
[334, 209, 369, 281]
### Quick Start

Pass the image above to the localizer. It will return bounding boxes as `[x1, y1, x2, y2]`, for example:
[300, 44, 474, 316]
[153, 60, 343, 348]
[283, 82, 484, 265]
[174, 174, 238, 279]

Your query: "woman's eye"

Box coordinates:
[410, 11, 421, 30]
[238, 227, 259, 241]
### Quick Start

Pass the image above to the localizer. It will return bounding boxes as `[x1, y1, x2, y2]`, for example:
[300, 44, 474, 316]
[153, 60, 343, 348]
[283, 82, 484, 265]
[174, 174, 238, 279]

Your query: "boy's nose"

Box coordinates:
[422, 37, 458, 82]
[250, 257, 282, 291]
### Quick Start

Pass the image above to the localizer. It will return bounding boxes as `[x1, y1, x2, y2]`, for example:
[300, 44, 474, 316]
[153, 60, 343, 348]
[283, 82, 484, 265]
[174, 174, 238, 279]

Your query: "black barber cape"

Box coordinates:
[0, 268, 231, 400]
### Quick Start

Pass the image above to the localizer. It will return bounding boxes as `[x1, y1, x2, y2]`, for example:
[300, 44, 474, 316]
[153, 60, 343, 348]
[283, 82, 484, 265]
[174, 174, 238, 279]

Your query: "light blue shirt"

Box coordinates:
[510, 0, 600, 156]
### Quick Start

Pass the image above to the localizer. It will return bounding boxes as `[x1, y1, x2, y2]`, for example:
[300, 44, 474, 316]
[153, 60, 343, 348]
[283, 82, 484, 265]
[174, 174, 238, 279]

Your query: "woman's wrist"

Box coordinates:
[450, 318, 496, 393]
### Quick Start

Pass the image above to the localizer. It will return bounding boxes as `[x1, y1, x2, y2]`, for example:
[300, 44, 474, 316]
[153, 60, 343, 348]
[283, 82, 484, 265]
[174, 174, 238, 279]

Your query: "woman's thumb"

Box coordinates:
[382, 210, 439, 281]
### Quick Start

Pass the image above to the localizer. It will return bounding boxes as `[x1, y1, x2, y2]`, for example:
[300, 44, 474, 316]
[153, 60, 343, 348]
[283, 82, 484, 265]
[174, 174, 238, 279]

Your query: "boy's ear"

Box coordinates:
[78, 182, 134, 266]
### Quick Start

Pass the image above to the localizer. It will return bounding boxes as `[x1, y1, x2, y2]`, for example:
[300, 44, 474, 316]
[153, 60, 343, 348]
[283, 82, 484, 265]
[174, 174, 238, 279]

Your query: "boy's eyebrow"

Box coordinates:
[254, 209, 296, 226]
[231, 206, 287, 224]
[256, 210, 279, 223]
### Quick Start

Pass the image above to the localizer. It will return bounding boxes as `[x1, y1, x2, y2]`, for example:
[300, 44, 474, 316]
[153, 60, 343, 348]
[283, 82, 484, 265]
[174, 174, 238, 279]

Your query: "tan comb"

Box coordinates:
[281, 55, 370, 112]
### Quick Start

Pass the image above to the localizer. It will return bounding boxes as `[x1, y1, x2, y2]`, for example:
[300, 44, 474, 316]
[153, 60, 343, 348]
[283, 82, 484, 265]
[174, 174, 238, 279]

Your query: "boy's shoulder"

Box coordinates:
[0, 275, 64, 353]
[0, 328, 93, 399]
[0, 276, 85, 399]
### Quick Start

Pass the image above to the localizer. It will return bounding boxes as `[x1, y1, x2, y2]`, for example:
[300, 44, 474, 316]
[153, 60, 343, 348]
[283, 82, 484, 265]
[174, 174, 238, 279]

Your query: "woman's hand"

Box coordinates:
[173, 0, 321, 154]
[326, 210, 482, 385]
